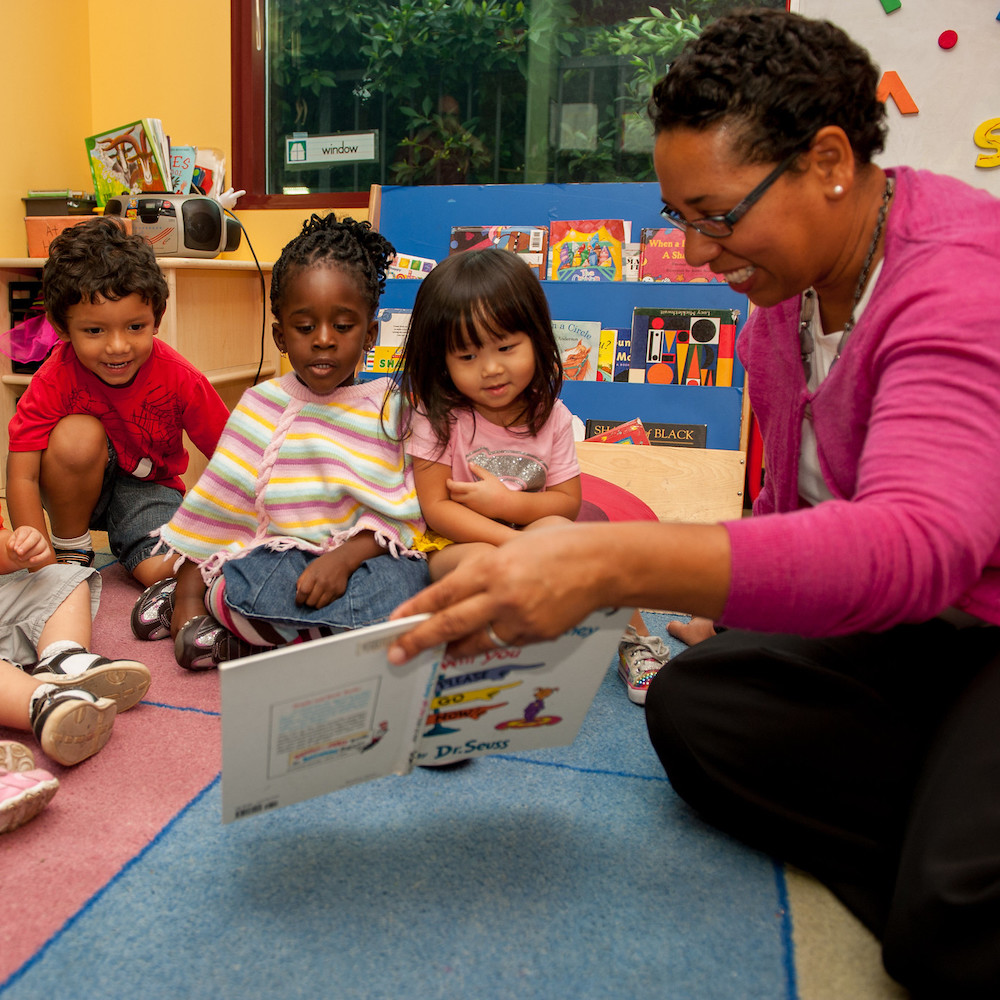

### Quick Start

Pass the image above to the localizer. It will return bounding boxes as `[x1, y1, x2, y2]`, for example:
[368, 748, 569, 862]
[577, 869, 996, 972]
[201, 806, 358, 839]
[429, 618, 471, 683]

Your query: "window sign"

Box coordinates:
[285, 132, 379, 168]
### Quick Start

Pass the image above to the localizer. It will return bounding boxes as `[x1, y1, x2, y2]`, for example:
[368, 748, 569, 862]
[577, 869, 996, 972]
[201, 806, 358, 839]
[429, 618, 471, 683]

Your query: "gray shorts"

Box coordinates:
[90, 440, 183, 572]
[0, 563, 100, 667]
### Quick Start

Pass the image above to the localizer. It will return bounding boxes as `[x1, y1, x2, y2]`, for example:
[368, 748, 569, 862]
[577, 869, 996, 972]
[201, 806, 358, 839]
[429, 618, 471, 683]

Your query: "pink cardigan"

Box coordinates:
[721, 166, 1000, 635]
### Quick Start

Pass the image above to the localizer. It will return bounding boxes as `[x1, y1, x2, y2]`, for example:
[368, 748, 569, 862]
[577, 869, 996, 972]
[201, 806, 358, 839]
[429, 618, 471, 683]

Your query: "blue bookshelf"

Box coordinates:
[373, 183, 748, 452]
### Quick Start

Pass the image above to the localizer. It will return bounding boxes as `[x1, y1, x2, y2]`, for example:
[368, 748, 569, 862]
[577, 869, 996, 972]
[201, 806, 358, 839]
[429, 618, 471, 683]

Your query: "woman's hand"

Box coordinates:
[388, 522, 605, 663]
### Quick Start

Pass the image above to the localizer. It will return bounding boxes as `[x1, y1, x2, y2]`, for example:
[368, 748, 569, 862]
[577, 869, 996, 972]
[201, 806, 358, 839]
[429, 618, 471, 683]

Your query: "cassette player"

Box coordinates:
[104, 194, 241, 258]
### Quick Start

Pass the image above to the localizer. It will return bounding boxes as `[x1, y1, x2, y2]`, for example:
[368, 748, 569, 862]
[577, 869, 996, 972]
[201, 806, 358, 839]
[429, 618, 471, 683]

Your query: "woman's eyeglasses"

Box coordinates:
[660, 151, 801, 238]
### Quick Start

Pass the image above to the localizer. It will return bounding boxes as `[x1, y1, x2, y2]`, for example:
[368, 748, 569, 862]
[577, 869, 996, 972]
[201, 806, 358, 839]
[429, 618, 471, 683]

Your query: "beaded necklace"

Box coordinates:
[799, 176, 894, 383]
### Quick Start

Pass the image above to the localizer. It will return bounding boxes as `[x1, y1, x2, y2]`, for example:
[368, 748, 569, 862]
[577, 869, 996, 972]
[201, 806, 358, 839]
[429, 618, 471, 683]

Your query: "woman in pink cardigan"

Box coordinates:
[387, 10, 1000, 997]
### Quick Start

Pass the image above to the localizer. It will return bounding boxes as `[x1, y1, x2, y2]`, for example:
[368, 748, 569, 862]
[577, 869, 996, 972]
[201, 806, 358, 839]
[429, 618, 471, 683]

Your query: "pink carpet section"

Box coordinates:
[0, 563, 222, 983]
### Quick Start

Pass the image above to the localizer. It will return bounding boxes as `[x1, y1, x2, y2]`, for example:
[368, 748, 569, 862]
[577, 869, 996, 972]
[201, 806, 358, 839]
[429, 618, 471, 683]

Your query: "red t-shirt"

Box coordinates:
[8, 339, 229, 493]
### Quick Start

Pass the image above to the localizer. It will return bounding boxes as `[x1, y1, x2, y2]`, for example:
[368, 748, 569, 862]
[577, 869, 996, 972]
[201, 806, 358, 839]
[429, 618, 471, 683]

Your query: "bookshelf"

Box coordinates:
[0, 257, 277, 492]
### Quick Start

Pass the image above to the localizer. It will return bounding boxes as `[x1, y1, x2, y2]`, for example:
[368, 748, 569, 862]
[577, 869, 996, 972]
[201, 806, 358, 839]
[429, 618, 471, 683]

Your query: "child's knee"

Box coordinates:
[44, 416, 107, 473]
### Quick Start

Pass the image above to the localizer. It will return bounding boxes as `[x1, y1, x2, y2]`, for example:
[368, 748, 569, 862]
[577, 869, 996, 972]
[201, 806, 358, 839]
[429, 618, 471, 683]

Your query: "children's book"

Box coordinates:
[552, 319, 601, 381]
[584, 418, 651, 445]
[85, 118, 171, 207]
[627, 307, 740, 387]
[597, 329, 616, 381]
[388, 253, 437, 279]
[642, 421, 708, 448]
[364, 307, 411, 373]
[449, 225, 549, 278]
[637, 228, 725, 283]
[169, 145, 197, 195]
[621, 241, 641, 282]
[549, 220, 626, 281]
[220, 608, 632, 822]
[611, 328, 633, 381]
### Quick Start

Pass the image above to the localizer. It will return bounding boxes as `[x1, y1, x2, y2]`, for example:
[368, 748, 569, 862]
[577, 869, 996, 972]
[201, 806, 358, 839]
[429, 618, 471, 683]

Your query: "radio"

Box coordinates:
[103, 194, 241, 258]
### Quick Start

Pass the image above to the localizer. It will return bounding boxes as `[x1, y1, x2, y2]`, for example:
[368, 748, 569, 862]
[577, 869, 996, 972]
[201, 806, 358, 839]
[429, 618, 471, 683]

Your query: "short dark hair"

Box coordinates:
[648, 9, 887, 165]
[270, 213, 395, 321]
[43, 216, 169, 331]
[395, 248, 562, 449]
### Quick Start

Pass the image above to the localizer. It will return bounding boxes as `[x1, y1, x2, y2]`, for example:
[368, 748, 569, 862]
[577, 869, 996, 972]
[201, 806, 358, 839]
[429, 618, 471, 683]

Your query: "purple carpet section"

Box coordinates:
[1, 563, 220, 982]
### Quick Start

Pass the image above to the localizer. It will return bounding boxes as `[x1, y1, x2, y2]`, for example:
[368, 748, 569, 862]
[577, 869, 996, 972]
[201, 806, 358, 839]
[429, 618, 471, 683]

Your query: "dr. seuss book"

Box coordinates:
[449, 225, 549, 278]
[220, 608, 631, 822]
[637, 228, 725, 283]
[85, 119, 171, 207]
[552, 319, 601, 381]
[549, 220, 626, 281]
[627, 307, 739, 387]
[583, 418, 651, 445]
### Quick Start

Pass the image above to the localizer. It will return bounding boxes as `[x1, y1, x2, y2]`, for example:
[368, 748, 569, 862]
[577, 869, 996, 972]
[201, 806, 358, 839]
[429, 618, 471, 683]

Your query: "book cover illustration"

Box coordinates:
[388, 253, 437, 279]
[448, 226, 549, 278]
[552, 319, 601, 381]
[85, 118, 171, 207]
[549, 220, 625, 282]
[584, 418, 651, 445]
[627, 307, 739, 386]
[220, 608, 631, 821]
[414, 607, 631, 766]
[364, 307, 411, 374]
[637, 228, 726, 283]
[611, 328, 633, 381]
[597, 329, 616, 381]
[169, 145, 197, 195]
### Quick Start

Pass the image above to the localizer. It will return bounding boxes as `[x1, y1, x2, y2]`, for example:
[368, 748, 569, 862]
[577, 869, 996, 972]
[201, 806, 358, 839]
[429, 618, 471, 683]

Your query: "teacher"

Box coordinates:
[389, 9, 1000, 995]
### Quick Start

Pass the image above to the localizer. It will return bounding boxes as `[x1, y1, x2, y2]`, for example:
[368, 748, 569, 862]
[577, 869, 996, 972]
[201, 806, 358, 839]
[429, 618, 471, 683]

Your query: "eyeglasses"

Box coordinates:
[659, 151, 800, 238]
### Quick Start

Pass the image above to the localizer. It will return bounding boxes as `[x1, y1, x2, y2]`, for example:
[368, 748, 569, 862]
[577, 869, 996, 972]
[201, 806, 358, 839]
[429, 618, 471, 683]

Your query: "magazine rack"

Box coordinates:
[369, 182, 751, 521]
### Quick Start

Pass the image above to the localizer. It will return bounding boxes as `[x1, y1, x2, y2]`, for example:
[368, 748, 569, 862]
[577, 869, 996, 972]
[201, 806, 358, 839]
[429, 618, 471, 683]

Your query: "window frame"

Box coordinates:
[230, 0, 370, 210]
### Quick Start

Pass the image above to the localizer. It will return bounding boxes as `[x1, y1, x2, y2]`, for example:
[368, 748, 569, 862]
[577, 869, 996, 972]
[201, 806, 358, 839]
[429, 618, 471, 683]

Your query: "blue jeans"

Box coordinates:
[220, 547, 430, 632]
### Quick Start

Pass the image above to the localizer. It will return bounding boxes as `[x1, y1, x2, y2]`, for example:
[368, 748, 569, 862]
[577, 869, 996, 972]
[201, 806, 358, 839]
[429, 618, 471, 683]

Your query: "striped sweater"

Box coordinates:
[155, 374, 425, 581]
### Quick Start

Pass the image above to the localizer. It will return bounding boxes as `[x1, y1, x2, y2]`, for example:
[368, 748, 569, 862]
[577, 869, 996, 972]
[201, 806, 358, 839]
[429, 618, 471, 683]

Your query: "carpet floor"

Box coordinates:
[1, 561, 907, 999]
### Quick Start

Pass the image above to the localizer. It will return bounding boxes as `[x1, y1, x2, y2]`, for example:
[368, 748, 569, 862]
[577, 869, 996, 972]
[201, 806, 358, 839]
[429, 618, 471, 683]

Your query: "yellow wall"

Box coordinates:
[0, 0, 363, 262]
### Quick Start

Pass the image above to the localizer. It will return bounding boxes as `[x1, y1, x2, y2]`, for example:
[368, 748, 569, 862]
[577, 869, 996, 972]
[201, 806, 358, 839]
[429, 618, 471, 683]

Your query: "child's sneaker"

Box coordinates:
[30, 648, 150, 713]
[0, 767, 60, 834]
[617, 625, 670, 706]
[29, 685, 117, 766]
[174, 616, 269, 671]
[130, 578, 177, 641]
[53, 547, 95, 568]
[0, 741, 36, 773]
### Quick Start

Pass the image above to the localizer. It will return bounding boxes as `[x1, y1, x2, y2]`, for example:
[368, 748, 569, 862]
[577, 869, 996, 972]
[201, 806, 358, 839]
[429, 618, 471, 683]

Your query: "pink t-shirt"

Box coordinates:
[406, 401, 579, 492]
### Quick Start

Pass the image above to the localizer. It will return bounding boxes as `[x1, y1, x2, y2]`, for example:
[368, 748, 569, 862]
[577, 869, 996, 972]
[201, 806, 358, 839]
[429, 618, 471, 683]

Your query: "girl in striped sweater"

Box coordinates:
[129, 214, 431, 669]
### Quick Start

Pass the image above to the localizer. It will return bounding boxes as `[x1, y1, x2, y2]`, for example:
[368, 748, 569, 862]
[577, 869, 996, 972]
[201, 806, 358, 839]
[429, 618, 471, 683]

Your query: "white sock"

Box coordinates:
[50, 531, 92, 551]
[37, 641, 101, 675]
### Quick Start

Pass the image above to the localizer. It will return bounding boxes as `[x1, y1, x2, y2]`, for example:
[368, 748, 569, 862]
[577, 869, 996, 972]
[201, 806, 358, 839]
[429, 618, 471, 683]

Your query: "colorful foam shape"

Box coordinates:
[938, 30, 958, 49]
[974, 117, 1000, 168]
[876, 70, 919, 115]
[878, 0, 901, 11]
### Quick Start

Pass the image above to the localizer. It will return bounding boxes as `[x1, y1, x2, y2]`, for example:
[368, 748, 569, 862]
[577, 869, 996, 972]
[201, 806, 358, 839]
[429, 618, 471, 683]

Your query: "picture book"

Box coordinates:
[388, 253, 437, 279]
[621, 241, 641, 282]
[551, 319, 601, 381]
[85, 118, 171, 207]
[363, 307, 411, 373]
[637, 228, 725, 283]
[611, 328, 633, 381]
[169, 145, 197, 195]
[449, 225, 549, 278]
[584, 418, 651, 445]
[597, 329, 616, 381]
[642, 422, 708, 448]
[220, 608, 632, 822]
[548, 220, 626, 281]
[627, 307, 740, 387]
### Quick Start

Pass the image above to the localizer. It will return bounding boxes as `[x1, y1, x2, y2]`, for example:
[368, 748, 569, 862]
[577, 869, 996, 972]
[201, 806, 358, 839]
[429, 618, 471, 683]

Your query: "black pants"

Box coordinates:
[644, 621, 1000, 998]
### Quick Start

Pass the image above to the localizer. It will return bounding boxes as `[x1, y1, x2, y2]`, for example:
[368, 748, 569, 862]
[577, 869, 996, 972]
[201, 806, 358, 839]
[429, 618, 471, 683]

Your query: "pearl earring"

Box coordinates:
[833, 184, 845, 196]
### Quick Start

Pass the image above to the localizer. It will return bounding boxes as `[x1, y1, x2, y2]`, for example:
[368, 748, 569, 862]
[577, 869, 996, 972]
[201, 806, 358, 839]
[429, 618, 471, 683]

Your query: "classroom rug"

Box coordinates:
[1, 563, 904, 999]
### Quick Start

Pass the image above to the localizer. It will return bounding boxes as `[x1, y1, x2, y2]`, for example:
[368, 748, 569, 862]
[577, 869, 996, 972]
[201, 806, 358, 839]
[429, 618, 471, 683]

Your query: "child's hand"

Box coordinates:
[448, 465, 511, 519]
[5, 526, 51, 569]
[296, 549, 354, 608]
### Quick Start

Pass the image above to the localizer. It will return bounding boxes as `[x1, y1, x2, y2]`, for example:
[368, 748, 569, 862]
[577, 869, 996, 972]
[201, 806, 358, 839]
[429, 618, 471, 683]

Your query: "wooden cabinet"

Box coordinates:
[0, 257, 277, 491]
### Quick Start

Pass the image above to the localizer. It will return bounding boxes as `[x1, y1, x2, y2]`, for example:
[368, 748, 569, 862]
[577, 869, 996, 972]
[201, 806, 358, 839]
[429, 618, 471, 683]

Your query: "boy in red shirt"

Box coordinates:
[6, 217, 229, 586]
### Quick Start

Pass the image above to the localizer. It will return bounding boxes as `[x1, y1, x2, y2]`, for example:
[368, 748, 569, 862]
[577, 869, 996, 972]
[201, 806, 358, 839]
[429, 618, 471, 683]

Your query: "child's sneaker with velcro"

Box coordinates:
[29, 685, 117, 766]
[174, 615, 269, 671]
[29, 646, 150, 713]
[130, 577, 177, 641]
[0, 767, 60, 833]
[617, 625, 670, 706]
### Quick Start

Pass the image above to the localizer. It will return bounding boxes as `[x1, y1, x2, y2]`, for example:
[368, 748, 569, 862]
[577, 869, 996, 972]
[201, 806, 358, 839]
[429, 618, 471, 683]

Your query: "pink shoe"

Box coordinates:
[0, 768, 60, 833]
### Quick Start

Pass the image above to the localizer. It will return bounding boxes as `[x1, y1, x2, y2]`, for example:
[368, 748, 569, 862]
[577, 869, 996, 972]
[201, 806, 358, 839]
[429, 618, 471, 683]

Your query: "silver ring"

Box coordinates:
[485, 623, 513, 648]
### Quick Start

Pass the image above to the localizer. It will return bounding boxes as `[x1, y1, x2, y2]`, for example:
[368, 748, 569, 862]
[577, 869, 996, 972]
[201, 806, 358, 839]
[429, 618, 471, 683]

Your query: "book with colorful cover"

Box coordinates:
[449, 225, 549, 278]
[169, 145, 197, 195]
[548, 220, 626, 281]
[627, 307, 740, 387]
[637, 228, 726, 283]
[597, 329, 616, 381]
[611, 328, 633, 381]
[219, 608, 632, 822]
[388, 253, 437, 279]
[363, 307, 411, 373]
[583, 418, 651, 445]
[552, 319, 601, 381]
[85, 118, 171, 207]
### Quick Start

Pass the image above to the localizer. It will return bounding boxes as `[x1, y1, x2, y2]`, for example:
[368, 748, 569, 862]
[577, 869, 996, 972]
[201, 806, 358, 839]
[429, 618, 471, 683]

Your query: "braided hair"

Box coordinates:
[270, 214, 395, 321]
